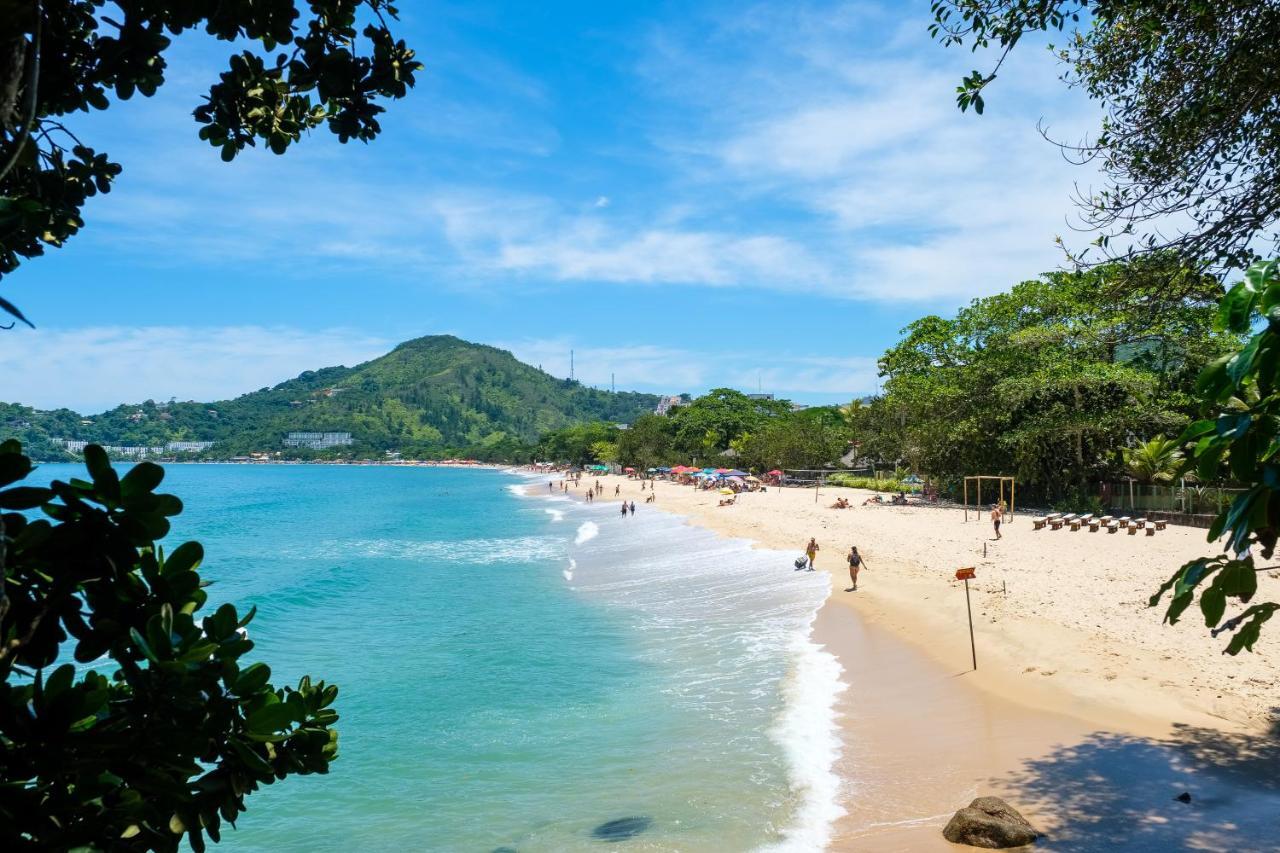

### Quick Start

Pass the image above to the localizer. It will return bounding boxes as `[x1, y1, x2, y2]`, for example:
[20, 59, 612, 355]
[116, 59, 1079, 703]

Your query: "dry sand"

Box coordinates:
[577, 474, 1279, 851]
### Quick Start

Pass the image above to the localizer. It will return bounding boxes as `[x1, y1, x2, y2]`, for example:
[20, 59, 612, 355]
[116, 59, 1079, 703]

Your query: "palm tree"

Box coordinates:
[1123, 436, 1184, 484]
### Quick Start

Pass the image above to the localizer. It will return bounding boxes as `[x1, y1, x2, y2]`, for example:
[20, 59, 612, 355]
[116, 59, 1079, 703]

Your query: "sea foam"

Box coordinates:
[557, 500, 843, 850]
[574, 521, 599, 545]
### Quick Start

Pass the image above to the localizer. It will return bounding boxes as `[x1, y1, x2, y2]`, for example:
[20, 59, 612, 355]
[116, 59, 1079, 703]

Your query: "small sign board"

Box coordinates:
[955, 567, 976, 581]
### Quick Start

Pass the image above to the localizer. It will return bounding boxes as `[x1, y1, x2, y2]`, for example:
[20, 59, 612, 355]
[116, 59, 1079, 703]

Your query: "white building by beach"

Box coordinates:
[167, 441, 215, 452]
[283, 431, 354, 449]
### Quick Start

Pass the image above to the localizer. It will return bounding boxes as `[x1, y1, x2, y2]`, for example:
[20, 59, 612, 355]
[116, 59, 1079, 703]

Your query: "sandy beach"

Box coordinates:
[572, 474, 1279, 850]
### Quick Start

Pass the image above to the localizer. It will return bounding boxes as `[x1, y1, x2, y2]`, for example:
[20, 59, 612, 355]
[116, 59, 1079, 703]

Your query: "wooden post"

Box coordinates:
[956, 567, 978, 670]
[965, 577, 977, 671]
[1010, 478, 1016, 519]
[964, 477, 969, 522]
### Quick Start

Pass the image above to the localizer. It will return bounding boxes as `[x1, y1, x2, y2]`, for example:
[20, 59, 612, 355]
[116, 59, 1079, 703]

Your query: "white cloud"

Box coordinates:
[0, 326, 392, 413]
[496, 337, 879, 401]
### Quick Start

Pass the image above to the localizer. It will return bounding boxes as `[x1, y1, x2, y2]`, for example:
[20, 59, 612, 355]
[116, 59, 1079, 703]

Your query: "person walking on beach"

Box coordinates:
[804, 538, 819, 571]
[845, 546, 868, 592]
[615, 484, 621, 496]
[991, 503, 1003, 540]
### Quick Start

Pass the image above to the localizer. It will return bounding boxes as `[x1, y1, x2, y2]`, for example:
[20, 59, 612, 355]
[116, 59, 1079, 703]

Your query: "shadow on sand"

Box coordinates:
[1007, 715, 1280, 851]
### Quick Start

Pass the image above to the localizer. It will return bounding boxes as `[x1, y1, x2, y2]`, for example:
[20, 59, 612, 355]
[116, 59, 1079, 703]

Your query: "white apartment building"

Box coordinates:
[283, 431, 354, 449]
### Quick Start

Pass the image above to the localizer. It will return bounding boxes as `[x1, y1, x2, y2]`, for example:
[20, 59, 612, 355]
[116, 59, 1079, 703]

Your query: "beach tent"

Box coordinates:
[722, 469, 748, 477]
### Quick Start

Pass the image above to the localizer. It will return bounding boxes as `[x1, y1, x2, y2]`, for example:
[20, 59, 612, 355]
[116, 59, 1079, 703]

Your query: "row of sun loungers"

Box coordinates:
[1031, 513, 1168, 535]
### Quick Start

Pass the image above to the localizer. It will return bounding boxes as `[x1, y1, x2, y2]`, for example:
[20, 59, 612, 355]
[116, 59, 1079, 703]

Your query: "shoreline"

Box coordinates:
[543, 471, 1279, 850]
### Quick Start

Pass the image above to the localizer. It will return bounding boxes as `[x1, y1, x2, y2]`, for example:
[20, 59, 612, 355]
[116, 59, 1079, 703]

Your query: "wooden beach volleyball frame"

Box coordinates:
[963, 475, 1016, 522]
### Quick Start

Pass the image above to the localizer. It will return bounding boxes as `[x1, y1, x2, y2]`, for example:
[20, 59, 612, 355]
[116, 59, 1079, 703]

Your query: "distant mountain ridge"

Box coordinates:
[2, 335, 661, 459]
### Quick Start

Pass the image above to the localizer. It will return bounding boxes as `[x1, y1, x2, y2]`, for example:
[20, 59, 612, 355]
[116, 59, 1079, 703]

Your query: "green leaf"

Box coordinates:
[0, 294, 35, 328]
[120, 462, 164, 498]
[83, 445, 120, 503]
[1218, 280, 1258, 333]
[162, 541, 204, 577]
[233, 662, 272, 696]
[0, 486, 54, 509]
[1221, 603, 1279, 655]
[247, 701, 297, 734]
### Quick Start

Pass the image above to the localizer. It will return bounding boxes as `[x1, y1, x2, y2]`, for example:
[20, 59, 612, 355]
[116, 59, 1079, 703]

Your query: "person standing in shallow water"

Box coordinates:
[621, 502, 628, 519]
[804, 538, 819, 571]
[845, 546, 868, 591]
[629, 501, 636, 516]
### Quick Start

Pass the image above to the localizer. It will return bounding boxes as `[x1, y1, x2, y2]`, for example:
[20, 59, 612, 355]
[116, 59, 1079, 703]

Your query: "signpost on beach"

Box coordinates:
[956, 567, 977, 671]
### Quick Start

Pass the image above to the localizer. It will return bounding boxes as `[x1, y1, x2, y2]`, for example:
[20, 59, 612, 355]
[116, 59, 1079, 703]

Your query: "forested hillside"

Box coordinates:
[2, 336, 660, 460]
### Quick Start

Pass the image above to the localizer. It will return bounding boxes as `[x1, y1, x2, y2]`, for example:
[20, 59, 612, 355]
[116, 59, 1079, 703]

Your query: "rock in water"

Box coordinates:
[591, 816, 653, 842]
[942, 797, 1039, 848]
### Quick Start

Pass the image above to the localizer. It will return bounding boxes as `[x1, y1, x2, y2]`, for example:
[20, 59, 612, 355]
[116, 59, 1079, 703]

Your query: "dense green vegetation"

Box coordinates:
[0, 441, 339, 851]
[846, 259, 1238, 504]
[3, 336, 660, 461]
[1150, 259, 1280, 654]
[540, 389, 854, 473]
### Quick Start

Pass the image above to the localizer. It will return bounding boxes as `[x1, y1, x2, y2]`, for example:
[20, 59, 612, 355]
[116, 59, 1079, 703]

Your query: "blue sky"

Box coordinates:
[2, 0, 1099, 413]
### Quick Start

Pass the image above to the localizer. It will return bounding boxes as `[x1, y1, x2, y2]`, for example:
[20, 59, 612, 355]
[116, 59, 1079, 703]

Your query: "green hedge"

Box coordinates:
[824, 474, 921, 493]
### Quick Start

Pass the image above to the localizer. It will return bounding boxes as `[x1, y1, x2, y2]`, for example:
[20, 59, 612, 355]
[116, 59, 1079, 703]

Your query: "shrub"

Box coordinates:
[0, 441, 338, 851]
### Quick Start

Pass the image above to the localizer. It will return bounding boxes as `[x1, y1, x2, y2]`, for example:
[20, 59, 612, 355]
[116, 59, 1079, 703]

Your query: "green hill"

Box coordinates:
[2, 335, 661, 460]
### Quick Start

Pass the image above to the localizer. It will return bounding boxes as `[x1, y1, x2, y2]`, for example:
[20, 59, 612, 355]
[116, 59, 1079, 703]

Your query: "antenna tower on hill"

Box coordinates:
[570, 349, 575, 381]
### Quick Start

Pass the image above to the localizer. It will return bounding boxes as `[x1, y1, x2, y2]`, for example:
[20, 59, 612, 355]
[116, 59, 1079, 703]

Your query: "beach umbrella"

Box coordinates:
[702, 467, 717, 473]
[767, 469, 783, 476]
[719, 488, 734, 495]
[727, 476, 745, 484]
[722, 469, 748, 477]
[624, 467, 636, 472]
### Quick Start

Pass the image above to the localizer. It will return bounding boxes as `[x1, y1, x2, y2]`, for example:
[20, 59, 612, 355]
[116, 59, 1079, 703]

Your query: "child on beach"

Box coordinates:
[804, 538, 819, 571]
[845, 546, 868, 591]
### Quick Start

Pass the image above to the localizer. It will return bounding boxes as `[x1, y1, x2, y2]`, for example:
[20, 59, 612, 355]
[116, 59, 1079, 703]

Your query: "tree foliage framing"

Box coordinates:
[0, 0, 421, 327]
[0, 441, 339, 850]
[931, 1, 1280, 272]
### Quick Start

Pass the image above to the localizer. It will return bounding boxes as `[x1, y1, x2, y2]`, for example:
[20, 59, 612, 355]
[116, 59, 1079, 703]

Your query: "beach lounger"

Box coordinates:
[1134, 518, 1147, 529]
[1128, 524, 1138, 535]
[1070, 519, 1083, 531]
[1146, 526, 1156, 536]
[1049, 518, 1065, 530]
[1107, 522, 1120, 533]
[1154, 520, 1167, 531]
[1099, 515, 1113, 525]
[1118, 516, 1131, 528]
[1033, 517, 1047, 530]
[1089, 519, 1100, 532]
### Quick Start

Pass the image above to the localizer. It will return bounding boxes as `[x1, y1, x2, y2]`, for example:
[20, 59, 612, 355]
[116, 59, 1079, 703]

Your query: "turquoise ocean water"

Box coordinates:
[33, 464, 842, 852]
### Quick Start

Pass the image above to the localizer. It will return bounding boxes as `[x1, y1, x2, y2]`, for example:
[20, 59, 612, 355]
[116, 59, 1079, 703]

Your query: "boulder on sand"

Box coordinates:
[942, 797, 1039, 848]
